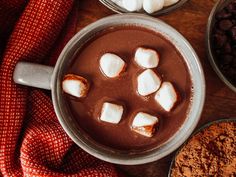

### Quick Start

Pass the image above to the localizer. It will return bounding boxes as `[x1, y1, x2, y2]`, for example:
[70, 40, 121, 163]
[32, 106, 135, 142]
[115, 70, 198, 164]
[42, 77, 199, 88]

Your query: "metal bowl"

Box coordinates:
[168, 118, 236, 177]
[206, 0, 236, 92]
[99, 0, 189, 16]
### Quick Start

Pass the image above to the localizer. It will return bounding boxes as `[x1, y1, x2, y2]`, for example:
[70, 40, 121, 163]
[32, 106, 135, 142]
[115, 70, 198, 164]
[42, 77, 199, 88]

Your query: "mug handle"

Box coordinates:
[13, 61, 54, 90]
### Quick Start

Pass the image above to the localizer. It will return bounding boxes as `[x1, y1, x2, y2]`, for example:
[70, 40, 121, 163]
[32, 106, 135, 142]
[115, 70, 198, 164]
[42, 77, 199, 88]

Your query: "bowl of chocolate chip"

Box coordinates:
[13, 14, 205, 165]
[207, 0, 236, 92]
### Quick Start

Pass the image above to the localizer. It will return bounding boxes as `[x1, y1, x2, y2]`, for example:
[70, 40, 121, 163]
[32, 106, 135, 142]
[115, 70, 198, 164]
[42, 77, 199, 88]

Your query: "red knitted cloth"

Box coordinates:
[0, 0, 119, 176]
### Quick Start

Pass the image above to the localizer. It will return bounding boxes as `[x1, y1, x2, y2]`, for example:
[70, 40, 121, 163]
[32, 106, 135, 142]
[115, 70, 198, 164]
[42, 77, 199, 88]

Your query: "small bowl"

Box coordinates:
[168, 118, 236, 177]
[99, 0, 189, 16]
[206, 0, 236, 92]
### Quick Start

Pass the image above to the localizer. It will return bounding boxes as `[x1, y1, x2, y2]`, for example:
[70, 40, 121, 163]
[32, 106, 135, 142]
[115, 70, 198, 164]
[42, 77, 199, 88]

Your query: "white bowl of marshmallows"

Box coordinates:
[100, 0, 188, 15]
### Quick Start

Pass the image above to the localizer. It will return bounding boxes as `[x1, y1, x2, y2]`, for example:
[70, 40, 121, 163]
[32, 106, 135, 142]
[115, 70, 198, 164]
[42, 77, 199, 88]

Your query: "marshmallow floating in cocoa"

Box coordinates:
[62, 74, 90, 98]
[135, 47, 159, 69]
[132, 112, 159, 137]
[100, 53, 126, 78]
[100, 102, 124, 124]
[155, 82, 179, 112]
[143, 0, 164, 14]
[137, 69, 162, 96]
[122, 0, 143, 12]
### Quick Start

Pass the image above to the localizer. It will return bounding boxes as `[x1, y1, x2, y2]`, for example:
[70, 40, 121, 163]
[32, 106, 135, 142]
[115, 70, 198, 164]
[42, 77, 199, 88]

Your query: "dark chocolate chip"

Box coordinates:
[233, 59, 236, 68]
[231, 46, 236, 56]
[223, 42, 232, 53]
[227, 68, 236, 77]
[213, 33, 228, 48]
[228, 2, 236, 15]
[215, 49, 222, 55]
[231, 19, 236, 25]
[220, 63, 230, 72]
[214, 29, 224, 35]
[219, 19, 233, 31]
[230, 26, 236, 39]
[221, 54, 233, 65]
[216, 9, 232, 19]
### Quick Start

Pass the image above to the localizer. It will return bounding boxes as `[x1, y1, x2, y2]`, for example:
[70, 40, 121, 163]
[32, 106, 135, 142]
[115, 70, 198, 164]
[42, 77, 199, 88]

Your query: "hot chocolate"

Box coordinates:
[63, 26, 193, 151]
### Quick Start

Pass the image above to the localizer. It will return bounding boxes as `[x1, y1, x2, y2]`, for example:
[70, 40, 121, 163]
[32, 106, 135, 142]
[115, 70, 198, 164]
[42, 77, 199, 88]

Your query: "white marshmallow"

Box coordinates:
[132, 112, 158, 127]
[100, 102, 124, 124]
[155, 82, 178, 112]
[100, 53, 126, 78]
[132, 112, 159, 137]
[143, 0, 164, 14]
[135, 47, 159, 68]
[62, 74, 89, 98]
[164, 0, 179, 7]
[122, 0, 143, 12]
[137, 69, 162, 96]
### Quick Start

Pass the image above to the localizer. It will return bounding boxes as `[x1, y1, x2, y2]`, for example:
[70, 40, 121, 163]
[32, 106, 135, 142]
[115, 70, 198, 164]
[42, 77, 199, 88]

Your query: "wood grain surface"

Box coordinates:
[76, 0, 236, 176]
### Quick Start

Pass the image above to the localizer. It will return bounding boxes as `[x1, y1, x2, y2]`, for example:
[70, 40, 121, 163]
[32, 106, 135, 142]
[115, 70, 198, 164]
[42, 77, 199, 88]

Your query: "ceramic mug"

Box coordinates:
[13, 14, 205, 165]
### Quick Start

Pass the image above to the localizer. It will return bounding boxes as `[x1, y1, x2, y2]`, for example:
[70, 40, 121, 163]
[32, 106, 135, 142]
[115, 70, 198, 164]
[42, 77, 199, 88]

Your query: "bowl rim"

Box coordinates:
[51, 14, 205, 165]
[206, 0, 236, 93]
[168, 118, 236, 177]
[99, 0, 189, 16]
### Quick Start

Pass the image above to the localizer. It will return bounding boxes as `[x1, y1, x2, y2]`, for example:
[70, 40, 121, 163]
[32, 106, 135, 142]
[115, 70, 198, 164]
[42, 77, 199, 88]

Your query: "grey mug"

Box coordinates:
[13, 14, 205, 165]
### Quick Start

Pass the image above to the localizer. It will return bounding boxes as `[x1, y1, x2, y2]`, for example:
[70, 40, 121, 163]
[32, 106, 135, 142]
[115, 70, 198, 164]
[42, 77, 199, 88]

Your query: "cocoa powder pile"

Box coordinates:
[171, 121, 236, 177]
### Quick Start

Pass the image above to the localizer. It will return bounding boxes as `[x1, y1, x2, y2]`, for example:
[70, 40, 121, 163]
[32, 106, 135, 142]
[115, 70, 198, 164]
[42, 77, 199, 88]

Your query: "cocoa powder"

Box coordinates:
[171, 121, 236, 177]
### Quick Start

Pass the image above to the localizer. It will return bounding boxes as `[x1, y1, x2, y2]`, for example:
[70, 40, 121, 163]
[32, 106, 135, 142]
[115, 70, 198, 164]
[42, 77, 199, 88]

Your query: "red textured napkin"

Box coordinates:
[0, 0, 119, 176]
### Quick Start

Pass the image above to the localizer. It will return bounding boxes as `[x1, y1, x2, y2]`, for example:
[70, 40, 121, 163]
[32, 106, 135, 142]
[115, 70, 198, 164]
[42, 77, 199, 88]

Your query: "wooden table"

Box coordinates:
[77, 0, 236, 176]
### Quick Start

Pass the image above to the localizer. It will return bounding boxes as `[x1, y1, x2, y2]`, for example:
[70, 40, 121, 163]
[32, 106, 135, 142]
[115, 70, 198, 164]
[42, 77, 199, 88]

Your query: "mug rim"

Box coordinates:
[51, 14, 206, 165]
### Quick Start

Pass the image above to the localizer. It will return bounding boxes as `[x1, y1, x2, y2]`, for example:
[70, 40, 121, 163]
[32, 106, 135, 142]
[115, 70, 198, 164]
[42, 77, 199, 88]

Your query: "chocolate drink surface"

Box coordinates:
[64, 26, 193, 151]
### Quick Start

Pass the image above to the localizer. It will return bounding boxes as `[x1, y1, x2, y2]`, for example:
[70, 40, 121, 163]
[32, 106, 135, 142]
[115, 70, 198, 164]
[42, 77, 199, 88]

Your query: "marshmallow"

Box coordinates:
[137, 69, 162, 96]
[135, 47, 159, 68]
[100, 102, 124, 124]
[155, 82, 179, 112]
[143, 0, 164, 14]
[100, 53, 126, 78]
[132, 112, 159, 137]
[122, 0, 143, 12]
[164, 0, 179, 7]
[62, 74, 90, 98]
